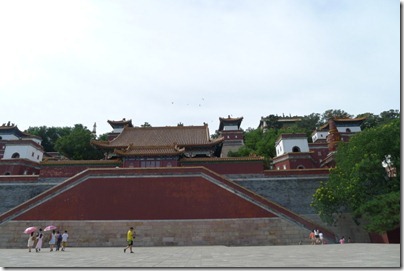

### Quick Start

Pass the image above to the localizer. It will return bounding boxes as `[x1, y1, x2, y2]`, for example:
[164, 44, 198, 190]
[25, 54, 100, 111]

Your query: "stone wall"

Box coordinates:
[0, 182, 54, 214]
[0, 218, 312, 248]
[233, 177, 370, 243]
[234, 176, 326, 214]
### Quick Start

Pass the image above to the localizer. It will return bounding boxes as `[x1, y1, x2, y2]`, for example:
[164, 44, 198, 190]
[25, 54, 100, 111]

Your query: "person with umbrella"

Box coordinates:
[48, 230, 56, 251]
[44, 225, 57, 252]
[35, 228, 43, 252]
[27, 232, 36, 252]
[24, 227, 37, 252]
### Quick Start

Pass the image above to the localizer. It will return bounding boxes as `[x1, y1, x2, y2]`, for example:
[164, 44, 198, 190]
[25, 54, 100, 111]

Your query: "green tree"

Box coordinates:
[141, 122, 152, 127]
[54, 124, 104, 160]
[311, 118, 400, 233]
[320, 109, 352, 124]
[26, 126, 72, 152]
[358, 110, 400, 130]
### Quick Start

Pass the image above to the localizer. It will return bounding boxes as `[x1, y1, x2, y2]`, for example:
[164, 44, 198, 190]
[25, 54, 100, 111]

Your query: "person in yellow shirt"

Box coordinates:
[124, 227, 135, 253]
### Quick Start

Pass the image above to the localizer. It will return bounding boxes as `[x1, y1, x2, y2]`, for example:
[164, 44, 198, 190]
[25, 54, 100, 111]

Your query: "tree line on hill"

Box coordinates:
[25, 109, 399, 161]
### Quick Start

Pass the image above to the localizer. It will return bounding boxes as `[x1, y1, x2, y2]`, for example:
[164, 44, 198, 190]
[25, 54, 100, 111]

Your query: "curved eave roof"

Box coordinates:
[219, 116, 243, 130]
[115, 145, 185, 156]
[319, 117, 367, 131]
[91, 125, 224, 151]
[179, 137, 224, 148]
[0, 125, 42, 140]
[91, 140, 126, 149]
[107, 119, 133, 128]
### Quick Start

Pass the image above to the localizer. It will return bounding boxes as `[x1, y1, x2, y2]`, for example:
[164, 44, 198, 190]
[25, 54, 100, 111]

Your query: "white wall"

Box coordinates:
[276, 137, 309, 156]
[3, 144, 43, 162]
[312, 131, 328, 142]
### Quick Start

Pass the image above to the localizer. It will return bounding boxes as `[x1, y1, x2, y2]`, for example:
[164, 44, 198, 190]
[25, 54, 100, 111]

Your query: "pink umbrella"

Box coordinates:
[24, 226, 37, 234]
[44, 225, 57, 232]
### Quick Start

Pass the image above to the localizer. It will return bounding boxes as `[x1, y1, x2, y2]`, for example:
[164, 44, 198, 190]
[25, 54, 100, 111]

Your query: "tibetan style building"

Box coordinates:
[107, 118, 134, 141]
[0, 122, 44, 175]
[272, 117, 366, 170]
[218, 116, 244, 157]
[92, 122, 224, 167]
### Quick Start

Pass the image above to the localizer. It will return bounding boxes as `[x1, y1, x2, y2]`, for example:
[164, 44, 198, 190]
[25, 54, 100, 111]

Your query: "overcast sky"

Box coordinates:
[0, 0, 400, 135]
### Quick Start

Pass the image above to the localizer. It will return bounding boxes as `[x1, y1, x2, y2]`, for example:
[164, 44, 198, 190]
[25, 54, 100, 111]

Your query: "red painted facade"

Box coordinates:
[14, 175, 275, 220]
[180, 158, 264, 174]
[272, 152, 317, 170]
[0, 159, 41, 175]
[39, 160, 122, 178]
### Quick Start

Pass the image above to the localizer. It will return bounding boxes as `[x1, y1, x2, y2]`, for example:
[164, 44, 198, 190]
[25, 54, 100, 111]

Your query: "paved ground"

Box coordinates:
[0, 243, 400, 268]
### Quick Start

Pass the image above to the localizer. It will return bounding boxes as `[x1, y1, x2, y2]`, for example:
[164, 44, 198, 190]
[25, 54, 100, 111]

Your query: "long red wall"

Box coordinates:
[180, 159, 264, 174]
[14, 175, 275, 220]
[39, 160, 122, 178]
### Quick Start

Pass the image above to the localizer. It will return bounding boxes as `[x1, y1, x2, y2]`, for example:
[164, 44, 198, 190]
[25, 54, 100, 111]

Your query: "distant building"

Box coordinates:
[92, 120, 224, 167]
[259, 115, 303, 132]
[0, 122, 44, 175]
[272, 117, 366, 170]
[218, 116, 244, 157]
[107, 118, 134, 141]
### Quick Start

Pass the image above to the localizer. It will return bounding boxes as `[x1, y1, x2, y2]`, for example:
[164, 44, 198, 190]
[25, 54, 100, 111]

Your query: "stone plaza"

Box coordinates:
[0, 243, 400, 268]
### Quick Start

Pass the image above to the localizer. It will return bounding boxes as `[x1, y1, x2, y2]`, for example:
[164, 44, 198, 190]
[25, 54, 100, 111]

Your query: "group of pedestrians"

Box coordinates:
[309, 229, 324, 245]
[27, 228, 69, 252]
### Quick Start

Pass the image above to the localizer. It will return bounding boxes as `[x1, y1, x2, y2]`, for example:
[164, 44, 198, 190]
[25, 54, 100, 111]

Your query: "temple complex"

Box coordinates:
[1, 114, 395, 247]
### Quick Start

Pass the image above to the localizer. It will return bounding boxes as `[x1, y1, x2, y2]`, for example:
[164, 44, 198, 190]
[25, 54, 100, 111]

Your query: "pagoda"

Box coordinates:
[218, 116, 244, 157]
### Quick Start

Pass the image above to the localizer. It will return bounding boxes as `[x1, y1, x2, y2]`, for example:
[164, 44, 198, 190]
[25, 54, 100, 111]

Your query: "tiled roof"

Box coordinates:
[0, 124, 41, 140]
[318, 117, 367, 131]
[115, 144, 185, 156]
[219, 116, 243, 131]
[92, 125, 224, 149]
[107, 118, 133, 128]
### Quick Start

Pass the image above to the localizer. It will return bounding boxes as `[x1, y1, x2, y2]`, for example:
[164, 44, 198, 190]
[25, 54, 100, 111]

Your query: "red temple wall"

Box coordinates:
[39, 161, 122, 178]
[180, 160, 263, 174]
[14, 176, 275, 220]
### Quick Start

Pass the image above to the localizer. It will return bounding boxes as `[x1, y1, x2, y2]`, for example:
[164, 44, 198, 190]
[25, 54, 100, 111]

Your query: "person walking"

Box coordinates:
[309, 230, 315, 245]
[35, 229, 43, 252]
[319, 231, 324, 245]
[48, 230, 56, 251]
[124, 227, 135, 253]
[55, 231, 62, 251]
[27, 232, 36, 252]
[61, 230, 69, 251]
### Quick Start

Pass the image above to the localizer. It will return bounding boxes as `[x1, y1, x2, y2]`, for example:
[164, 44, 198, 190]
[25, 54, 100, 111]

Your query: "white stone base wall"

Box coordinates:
[0, 218, 312, 248]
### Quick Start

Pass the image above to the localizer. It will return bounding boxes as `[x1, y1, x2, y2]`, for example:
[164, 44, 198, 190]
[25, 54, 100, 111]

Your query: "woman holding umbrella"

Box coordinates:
[27, 232, 36, 252]
[35, 228, 43, 252]
[24, 226, 37, 252]
[44, 225, 57, 252]
[48, 230, 56, 251]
